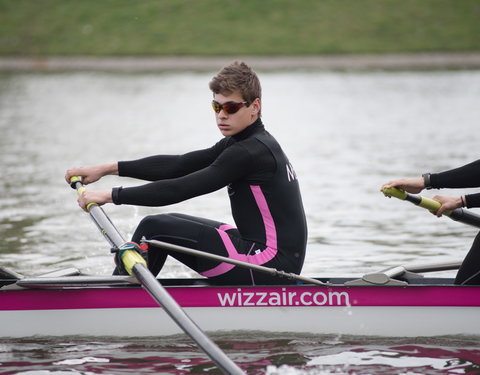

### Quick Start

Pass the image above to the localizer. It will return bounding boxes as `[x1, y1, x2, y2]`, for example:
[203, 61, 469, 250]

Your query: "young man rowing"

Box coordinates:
[65, 61, 307, 285]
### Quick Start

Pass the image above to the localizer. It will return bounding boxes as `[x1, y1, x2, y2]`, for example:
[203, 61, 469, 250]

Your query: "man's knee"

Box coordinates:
[139, 213, 179, 228]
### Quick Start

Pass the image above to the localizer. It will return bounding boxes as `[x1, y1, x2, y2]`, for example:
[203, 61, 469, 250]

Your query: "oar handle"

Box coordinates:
[382, 186, 480, 229]
[382, 187, 448, 214]
[69, 176, 97, 211]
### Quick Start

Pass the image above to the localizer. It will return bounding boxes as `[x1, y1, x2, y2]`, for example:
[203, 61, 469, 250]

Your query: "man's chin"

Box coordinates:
[219, 128, 236, 136]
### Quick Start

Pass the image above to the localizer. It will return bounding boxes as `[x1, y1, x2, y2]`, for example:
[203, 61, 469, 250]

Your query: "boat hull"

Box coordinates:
[1, 305, 478, 338]
[1, 280, 479, 337]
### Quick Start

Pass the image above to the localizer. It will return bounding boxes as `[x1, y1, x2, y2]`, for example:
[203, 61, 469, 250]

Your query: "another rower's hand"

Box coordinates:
[381, 177, 425, 195]
[78, 190, 113, 211]
[431, 195, 463, 217]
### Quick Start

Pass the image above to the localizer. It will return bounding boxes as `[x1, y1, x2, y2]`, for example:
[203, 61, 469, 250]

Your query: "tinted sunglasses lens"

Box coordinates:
[223, 103, 241, 114]
[212, 101, 246, 114]
[212, 102, 221, 113]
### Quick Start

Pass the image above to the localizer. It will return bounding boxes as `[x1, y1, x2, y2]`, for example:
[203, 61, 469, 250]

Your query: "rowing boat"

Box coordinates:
[2, 186, 478, 341]
[1, 264, 479, 338]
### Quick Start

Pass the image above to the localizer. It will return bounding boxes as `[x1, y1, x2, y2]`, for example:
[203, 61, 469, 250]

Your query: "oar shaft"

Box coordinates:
[449, 208, 480, 228]
[380, 261, 462, 279]
[69, 176, 244, 374]
[144, 239, 328, 286]
[87, 205, 125, 247]
[405, 261, 462, 273]
[133, 263, 244, 375]
[382, 187, 480, 229]
[70, 177, 124, 248]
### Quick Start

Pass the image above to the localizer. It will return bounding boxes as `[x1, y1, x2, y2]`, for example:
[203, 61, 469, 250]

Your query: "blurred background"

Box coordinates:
[1, 0, 479, 57]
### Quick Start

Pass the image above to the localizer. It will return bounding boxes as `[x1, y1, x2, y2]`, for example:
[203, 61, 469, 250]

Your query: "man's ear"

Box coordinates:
[251, 98, 261, 116]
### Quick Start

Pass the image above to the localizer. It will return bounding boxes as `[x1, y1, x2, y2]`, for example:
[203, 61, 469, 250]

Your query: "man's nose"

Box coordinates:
[218, 109, 228, 118]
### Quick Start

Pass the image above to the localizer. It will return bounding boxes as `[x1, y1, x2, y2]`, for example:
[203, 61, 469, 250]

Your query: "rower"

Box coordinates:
[65, 61, 308, 286]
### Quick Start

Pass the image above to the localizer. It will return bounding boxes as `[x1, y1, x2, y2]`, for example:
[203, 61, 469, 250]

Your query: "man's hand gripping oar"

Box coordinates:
[69, 176, 244, 375]
[381, 186, 480, 229]
[69, 176, 145, 273]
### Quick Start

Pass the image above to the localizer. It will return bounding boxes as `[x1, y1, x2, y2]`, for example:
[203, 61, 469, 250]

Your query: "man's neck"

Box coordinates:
[232, 118, 263, 141]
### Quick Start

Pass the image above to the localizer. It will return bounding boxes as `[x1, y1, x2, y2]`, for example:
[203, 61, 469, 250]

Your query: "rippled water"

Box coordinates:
[1, 334, 480, 374]
[1, 69, 480, 374]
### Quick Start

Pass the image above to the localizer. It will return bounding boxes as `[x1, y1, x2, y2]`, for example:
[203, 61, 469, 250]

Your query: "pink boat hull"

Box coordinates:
[1, 280, 479, 337]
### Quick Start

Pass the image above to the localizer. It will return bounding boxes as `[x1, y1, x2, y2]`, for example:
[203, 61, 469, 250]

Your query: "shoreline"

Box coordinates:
[1, 53, 480, 72]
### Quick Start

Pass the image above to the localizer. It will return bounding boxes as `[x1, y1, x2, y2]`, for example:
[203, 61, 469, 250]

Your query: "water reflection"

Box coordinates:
[1, 334, 479, 374]
[0, 70, 479, 277]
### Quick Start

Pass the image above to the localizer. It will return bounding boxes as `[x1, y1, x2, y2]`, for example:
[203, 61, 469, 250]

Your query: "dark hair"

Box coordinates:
[209, 61, 262, 106]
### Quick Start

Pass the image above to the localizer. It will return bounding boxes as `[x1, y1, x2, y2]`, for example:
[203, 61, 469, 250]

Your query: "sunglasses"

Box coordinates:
[212, 100, 248, 114]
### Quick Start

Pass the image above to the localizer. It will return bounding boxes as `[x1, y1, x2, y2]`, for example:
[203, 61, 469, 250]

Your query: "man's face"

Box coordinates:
[213, 91, 260, 137]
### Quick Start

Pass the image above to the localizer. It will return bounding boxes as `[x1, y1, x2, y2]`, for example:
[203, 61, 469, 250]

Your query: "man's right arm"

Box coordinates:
[118, 139, 228, 181]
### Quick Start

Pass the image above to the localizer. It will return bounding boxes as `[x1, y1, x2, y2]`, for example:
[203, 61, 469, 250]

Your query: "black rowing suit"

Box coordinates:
[112, 119, 308, 285]
[430, 159, 480, 285]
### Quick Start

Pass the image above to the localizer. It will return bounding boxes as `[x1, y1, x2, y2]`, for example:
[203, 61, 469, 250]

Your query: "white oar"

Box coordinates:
[143, 239, 328, 286]
[69, 177, 244, 375]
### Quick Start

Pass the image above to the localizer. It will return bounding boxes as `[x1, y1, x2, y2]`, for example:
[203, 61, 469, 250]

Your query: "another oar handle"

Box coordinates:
[69, 176, 146, 274]
[382, 187, 447, 214]
[382, 186, 480, 229]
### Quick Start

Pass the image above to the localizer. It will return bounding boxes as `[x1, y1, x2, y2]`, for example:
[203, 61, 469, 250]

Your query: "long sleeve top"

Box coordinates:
[430, 159, 480, 208]
[112, 118, 308, 260]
